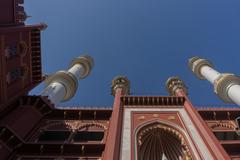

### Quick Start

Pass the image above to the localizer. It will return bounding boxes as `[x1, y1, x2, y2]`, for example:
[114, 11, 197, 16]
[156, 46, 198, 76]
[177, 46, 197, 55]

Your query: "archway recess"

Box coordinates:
[136, 122, 192, 160]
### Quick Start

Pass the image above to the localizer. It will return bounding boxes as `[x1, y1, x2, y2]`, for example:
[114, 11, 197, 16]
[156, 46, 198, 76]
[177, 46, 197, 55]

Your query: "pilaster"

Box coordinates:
[166, 77, 231, 160]
[103, 76, 130, 160]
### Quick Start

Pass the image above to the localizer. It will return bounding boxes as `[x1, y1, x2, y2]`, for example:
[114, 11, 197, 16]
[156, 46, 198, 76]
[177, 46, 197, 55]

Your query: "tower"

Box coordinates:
[41, 55, 94, 105]
[0, 0, 48, 159]
[0, 0, 47, 114]
[188, 56, 240, 106]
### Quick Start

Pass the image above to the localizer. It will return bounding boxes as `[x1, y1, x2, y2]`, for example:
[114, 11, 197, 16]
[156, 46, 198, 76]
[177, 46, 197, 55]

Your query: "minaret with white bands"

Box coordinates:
[189, 56, 240, 106]
[41, 55, 94, 105]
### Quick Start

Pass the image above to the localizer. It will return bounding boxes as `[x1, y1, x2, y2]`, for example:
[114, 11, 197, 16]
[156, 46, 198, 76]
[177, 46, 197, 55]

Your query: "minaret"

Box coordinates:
[103, 76, 130, 160]
[188, 56, 240, 106]
[41, 55, 94, 105]
[166, 77, 231, 160]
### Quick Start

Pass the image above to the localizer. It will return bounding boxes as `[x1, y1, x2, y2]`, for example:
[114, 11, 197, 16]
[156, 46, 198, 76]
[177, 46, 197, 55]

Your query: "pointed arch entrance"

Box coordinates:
[135, 121, 193, 160]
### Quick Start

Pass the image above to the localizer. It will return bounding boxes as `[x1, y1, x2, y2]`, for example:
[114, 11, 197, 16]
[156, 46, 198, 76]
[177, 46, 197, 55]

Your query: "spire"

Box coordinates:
[41, 55, 94, 105]
[166, 76, 188, 96]
[189, 56, 240, 106]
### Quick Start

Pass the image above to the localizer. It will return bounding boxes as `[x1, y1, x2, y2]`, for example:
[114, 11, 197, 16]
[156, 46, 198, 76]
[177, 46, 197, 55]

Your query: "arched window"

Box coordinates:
[38, 131, 70, 142]
[6, 66, 28, 83]
[5, 43, 18, 58]
[5, 41, 28, 59]
[73, 123, 105, 142]
[7, 68, 23, 83]
[38, 121, 71, 142]
[214, 131, 240, 141]
[136, 122, 192, 160]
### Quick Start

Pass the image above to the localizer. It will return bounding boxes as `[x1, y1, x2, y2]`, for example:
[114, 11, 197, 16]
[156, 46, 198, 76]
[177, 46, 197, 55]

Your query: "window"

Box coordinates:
[7, 67, 28, 83]
[74, 131, 104, 142]
[38, 131, 70, 142]
[5, 43, 18, 58]
[214, 132, 240, 140]
[7, 68, 23, 83]
[5, 41, 27, 58]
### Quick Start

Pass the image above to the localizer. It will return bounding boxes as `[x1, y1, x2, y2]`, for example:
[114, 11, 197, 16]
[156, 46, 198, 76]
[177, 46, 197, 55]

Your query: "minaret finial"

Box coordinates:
[111, 76, 130, 96]
[166, 76, 188, 96]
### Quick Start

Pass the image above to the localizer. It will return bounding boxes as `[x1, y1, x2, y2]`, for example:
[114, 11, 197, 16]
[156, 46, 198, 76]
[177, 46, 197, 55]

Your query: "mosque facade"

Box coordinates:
[0, 0, 240, 159]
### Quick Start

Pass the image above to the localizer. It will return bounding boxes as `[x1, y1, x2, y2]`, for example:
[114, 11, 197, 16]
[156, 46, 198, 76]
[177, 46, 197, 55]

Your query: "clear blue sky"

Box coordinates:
[26, 0, 240, 107]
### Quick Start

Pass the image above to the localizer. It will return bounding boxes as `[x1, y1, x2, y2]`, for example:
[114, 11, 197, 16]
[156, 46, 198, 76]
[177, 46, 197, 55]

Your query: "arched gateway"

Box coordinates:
[135, 121, 192, 160]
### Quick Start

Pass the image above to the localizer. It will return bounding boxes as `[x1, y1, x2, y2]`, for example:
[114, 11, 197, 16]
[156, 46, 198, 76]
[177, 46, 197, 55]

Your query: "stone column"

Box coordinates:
[103, 76, 130, 160]
[41, 55, 94, 105]
[189, 56, 240, 106]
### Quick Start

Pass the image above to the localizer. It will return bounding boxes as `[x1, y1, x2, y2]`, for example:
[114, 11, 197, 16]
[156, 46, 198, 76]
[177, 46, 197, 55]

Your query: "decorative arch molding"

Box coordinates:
[77, 123, 107, 131]
[19, 41, 28, 56]
[211, 121, 236, 130]
[134, 119, 198, 160]
[30, 121, 71, 142]
[20, 64, 29, 78]
[4, 41, 28, 59]
[40, 121, 107, 132]
[32, 121, 107, 142]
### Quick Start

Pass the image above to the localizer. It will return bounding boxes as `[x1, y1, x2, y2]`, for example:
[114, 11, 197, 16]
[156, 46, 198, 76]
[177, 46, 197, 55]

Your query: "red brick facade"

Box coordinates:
[0, 1, 239, 160]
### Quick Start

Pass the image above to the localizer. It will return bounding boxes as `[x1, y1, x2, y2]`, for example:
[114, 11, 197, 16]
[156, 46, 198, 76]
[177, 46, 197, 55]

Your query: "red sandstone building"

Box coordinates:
[0, 1, 240, 159]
